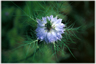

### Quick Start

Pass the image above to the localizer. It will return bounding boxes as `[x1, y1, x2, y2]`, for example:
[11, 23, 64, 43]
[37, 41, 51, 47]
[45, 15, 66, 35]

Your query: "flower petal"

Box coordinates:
[42, 17, 47, 24]
[47, 32, 55, 43]
[36, 15, 65, 43]
[37, 19, 45, 26]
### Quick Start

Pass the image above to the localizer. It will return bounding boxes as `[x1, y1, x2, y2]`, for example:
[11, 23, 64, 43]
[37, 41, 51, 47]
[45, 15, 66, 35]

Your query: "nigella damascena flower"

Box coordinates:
[36, 15, 65, 43]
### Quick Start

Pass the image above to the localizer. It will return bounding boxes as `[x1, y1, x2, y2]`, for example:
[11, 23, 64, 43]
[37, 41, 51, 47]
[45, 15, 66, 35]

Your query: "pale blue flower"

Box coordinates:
[36, 15, 65, 43]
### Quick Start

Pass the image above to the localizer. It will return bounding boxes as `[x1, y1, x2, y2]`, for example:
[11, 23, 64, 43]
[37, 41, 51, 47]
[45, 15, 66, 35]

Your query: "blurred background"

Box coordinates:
[1, 1, 94, 63]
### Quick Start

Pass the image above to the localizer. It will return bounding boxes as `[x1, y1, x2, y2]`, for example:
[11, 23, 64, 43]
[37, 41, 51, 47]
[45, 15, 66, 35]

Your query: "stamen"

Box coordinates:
[45, 19, 52, 31]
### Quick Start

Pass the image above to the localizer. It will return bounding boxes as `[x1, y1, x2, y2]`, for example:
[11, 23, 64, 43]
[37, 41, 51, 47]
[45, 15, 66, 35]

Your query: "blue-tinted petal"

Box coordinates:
[44, 34, 49, 43]
[36, 28, 47, 40]
[53, 19, 62, 25]
[50, 15, 53, 21]
[51, 16, 58, 23]
[51, 30, 59, 41]
[47, 32, 55, 43]
[37, 19, 45, 26]
[47, 16, 51, 21]
[56, 33, 62, 39]
[42, 17, 47, 24]
[55, 23, 65, 28]
[36, 15, 65, 43]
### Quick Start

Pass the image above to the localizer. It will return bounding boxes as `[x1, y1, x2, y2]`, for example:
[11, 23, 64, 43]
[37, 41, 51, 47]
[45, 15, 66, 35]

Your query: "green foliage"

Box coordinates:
[2, 1, 94, 63]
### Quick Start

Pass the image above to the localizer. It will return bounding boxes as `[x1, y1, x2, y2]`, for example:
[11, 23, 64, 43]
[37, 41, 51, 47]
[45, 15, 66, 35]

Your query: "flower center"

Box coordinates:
[45, 19, 52, 31]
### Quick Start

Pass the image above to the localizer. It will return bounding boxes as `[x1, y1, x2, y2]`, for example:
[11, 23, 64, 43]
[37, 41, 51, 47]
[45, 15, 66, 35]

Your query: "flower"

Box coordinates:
[36, 15, 65, 43]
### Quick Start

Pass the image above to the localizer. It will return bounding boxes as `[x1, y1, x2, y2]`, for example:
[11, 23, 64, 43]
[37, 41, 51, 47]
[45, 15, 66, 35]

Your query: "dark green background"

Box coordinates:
[1, 1, 94, 63]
